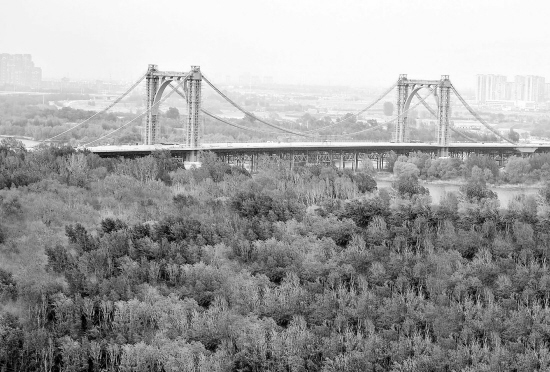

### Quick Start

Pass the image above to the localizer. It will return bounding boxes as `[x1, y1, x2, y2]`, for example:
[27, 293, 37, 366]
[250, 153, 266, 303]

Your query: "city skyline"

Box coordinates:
[476, 74, 548, 104]
[3, 51, 550, 97]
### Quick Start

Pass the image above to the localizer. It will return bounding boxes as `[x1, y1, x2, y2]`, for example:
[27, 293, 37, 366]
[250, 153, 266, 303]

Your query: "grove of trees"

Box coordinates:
[3, 139, 550, 371]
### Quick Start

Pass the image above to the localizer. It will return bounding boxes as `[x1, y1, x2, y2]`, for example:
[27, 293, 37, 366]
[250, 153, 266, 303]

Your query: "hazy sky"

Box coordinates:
[2, 0, 549, 88]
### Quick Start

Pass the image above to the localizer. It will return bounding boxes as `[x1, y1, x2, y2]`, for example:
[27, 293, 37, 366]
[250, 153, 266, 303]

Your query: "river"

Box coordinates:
[376, 179, 541, 207]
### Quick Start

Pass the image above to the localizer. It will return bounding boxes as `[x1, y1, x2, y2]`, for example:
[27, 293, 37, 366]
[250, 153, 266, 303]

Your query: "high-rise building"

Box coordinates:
[524, 75, 545, 102]
[476, 74, 507, 103]
[546, 83, 550, 101]
[514, 75, 526, 100]
[0, 53, 42, 89]
[476, 75, 487, 103]
[512, 75, 545, 102]
[478, 74, 548, 105]
[505, 82, 514, 100]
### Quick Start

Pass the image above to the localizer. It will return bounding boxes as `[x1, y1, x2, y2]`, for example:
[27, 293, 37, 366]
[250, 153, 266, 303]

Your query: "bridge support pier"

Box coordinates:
[438, 148, 449, 157]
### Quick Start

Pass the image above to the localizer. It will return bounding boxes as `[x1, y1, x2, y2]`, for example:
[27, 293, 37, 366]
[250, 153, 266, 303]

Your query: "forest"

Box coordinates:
[3, 137, 550, 371]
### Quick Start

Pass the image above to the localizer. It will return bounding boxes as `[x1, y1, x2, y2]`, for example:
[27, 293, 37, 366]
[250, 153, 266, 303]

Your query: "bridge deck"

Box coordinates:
[87, 141, 550, 155]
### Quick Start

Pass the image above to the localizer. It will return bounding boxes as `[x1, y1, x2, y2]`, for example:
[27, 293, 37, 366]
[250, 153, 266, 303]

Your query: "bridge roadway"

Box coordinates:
[87, 141, 550, 156]
[87, 141, 550, 170]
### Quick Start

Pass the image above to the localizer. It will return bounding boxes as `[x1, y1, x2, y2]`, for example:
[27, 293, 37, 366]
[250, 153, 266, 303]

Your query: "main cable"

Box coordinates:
[414, 92, 478, 142]
[325, 88, 435, 138]
[202, 109, 283, 134]
[169, 82, 281, 135]
[305, 82, 397, 133]
[83, 78, 186, 146]
[202, 75, 314, 137]
[450, 84, 516, 144]
[43, 71, 148, 142]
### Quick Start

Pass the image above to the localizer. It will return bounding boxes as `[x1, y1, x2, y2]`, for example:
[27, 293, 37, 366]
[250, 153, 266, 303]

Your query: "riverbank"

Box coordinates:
[374, 173, 542, 205]
[0, 135, 42, 148]
[374, 172, 545, 190]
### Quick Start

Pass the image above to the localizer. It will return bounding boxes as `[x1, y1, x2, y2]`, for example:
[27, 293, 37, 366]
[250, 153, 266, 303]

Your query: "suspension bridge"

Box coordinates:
[44, 64, 550, 170]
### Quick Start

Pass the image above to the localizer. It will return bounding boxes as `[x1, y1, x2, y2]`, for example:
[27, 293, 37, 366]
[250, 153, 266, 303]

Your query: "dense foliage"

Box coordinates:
[3, 139, 550, 371]
[392, 151, 550, 184]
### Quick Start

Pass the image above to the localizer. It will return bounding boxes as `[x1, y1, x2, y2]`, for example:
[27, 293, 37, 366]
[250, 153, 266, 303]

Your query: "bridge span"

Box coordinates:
[88, 141, 550, 171]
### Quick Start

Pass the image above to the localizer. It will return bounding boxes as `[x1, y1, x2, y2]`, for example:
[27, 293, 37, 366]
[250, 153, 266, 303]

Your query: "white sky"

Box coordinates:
[2, 0, 549, 88]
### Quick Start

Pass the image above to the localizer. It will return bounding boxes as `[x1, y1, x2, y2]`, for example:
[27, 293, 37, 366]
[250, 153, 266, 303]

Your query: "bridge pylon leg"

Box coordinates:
[144, 64, 159, 145]
[437, 75, 451, 157]
[185, 66, 202, 150]
[394, 74, 409, 142]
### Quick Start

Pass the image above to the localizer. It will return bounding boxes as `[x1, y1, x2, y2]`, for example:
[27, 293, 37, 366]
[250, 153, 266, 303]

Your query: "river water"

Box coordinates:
[376, 179, 541, 207]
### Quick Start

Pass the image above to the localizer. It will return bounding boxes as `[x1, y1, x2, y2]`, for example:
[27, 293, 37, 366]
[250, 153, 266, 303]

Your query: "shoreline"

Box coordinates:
[374, 174, 543, 190]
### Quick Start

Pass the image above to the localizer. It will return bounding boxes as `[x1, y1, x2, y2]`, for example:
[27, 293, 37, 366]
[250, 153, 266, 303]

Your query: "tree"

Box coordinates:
[393, 161, 420, 178]
[508, 128, 520, 142]
[165, 107, 180, 119]
[383, 102, 394, 116]
[460, 166, 497, 201]
[352, 172, 377, 193]
[541, 181, 550, 203]
[505, 156, 531, 184]
[392, 174, 429, 197]
[338, 113, 356, 124]
[464, 154, 499, 179]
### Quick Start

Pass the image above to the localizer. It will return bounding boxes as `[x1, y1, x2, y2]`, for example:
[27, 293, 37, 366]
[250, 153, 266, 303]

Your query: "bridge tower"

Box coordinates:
[394, 74, 452, 156]
[144, 64, 202, 147]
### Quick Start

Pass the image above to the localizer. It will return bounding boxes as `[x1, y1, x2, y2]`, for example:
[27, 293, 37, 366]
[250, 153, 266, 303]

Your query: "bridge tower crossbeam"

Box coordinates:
[394, 74, 452, 156]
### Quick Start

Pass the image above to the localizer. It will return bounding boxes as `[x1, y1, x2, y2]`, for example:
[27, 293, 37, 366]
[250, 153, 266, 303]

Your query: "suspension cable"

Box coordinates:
[326, 88, 435, 138]
[83, 78, 186, 147]
[202, 75, 315, 137]
[414, 92, 478, 142]
[415, 92, 438, 117]
[450, 84, 516, 144]
[305, 82, 397, 133]
[169, 82, 281, 135]
[202, 109, 283, 134]
[43, 71, 148, 142]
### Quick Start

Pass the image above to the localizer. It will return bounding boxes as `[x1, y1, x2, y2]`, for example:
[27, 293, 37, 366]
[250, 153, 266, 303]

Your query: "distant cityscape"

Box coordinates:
[2, 52, 550, 115]
[0, 53, 42, 89]
[0, 53, 128, 93]
[476, 74, 549, 110]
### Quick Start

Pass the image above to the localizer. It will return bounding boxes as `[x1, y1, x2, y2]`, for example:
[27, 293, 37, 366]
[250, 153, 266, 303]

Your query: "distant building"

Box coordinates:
[524, 75, 545, 103]
[476, 74, 507, 103]
[453, 120, 482, 131]
[546, 83, 550, 101]
[513, 75, 545, 103]
[505, 82, 514, 100]
[514, 75, 526, 100]
[0, 53, 42, 89]
[477, 74, 546, 106]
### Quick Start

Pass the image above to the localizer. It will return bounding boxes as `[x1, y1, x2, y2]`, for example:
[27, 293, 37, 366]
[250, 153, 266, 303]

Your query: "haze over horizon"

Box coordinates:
[2, 0, 549, 89]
